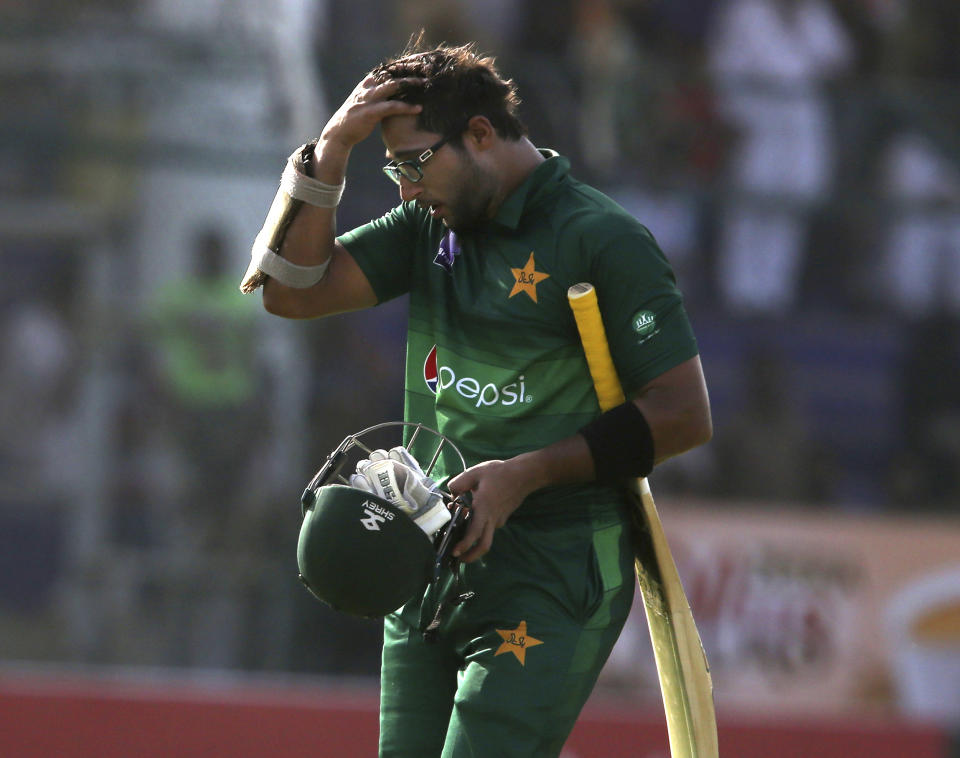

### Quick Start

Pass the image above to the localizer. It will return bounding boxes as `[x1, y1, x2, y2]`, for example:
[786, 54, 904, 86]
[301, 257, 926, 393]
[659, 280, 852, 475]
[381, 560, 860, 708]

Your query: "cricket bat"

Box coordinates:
[568, 282, 718, 758]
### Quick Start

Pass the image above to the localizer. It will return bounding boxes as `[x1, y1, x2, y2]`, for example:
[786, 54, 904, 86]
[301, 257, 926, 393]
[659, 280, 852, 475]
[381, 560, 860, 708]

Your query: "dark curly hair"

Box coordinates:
[371, 36, 528, 143]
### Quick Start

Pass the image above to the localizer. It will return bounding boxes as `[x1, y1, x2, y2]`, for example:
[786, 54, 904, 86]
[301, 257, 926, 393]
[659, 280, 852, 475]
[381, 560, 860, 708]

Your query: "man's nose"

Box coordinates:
[398, 176, 423, 203]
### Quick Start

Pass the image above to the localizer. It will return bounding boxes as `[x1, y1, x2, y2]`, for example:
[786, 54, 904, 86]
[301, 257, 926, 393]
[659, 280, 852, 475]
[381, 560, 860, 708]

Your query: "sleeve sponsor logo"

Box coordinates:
[631, 310, 656, 336]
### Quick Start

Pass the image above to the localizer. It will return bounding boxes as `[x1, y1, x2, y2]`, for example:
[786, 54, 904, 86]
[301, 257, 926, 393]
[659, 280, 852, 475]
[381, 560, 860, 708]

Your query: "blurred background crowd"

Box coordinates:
[1, 0, 959, 697]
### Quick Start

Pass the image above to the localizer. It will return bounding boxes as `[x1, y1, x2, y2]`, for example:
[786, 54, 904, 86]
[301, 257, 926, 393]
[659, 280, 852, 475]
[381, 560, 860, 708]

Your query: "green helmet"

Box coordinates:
[297, 484, 436, 618]
[296, 421, 471, 619]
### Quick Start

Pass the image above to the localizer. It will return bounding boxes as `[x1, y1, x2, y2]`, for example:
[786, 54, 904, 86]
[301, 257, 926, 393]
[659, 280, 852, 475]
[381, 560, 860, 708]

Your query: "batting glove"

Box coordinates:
[350, 447, 451, 536]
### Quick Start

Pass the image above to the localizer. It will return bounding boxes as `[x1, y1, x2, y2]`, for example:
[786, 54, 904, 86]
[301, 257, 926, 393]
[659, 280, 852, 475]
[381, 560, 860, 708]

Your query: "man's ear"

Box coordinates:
[464, 115, 496, 151]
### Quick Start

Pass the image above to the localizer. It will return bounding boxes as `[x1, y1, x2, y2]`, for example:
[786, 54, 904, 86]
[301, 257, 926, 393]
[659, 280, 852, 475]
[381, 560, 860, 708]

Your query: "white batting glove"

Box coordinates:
[350, 447, 451, 536]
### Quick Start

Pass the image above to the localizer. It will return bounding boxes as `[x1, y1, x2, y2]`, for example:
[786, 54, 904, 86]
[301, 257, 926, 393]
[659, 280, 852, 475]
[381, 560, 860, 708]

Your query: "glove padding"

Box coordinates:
[350, 447, 451, 536]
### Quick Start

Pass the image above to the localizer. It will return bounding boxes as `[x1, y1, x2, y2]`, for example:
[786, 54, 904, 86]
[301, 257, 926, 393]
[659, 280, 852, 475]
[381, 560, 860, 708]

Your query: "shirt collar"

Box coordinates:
[490, 149, 568, 230]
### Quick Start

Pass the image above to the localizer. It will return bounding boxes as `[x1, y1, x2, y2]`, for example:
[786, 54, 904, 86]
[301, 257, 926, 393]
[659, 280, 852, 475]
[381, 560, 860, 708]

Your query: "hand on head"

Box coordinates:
[321, 75, 425, 151]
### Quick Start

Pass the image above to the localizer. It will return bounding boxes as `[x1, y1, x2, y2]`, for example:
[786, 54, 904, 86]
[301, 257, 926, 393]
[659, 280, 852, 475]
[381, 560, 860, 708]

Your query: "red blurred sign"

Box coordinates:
[0, 673, 948, 758]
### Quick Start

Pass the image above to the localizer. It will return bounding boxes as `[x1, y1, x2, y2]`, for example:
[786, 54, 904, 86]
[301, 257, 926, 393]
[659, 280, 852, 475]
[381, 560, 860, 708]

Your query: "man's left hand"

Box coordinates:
[446, 460, 531, 563]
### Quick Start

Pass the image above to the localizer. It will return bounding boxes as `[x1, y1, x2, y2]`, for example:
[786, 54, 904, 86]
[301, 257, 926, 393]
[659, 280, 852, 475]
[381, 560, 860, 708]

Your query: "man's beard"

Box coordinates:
[445, 160, 495, 234]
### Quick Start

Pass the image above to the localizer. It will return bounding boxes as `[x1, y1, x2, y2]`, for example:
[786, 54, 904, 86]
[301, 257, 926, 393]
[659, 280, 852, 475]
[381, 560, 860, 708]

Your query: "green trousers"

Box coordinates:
[379, 511, 635, 758]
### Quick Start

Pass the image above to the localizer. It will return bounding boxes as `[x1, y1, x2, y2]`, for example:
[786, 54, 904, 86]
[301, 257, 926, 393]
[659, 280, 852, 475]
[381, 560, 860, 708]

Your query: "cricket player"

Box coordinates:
[242, 40, 712, 758]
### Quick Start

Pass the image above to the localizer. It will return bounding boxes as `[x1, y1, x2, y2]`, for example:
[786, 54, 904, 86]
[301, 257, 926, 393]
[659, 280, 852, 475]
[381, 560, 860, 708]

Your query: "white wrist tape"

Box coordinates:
[239, 140, 343, 293]
[247, 242, 330, 289]
[280, 159, 345, 208]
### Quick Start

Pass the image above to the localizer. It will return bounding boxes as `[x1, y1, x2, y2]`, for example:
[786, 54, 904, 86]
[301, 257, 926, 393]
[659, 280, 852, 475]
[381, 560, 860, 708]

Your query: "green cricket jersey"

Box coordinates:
[338, 151, 697, 518]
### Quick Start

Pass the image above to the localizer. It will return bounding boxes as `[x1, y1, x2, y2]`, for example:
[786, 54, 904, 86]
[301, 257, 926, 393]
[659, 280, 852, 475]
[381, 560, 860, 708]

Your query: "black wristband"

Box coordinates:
[579, 402, 655, 482]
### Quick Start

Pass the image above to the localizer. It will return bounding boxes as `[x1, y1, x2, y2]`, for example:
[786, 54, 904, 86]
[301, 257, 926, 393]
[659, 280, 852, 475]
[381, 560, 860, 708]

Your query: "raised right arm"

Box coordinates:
[249, 74, 423, 320]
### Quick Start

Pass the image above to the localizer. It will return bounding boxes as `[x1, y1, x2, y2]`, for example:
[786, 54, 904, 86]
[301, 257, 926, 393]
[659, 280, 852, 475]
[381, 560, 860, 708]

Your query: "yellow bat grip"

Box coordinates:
[567, 283, 625, 413]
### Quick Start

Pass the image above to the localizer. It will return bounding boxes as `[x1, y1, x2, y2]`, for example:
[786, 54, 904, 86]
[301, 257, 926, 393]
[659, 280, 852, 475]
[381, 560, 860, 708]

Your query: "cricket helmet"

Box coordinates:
[296, 422, 469, 618]
[297, 485, 436, 617]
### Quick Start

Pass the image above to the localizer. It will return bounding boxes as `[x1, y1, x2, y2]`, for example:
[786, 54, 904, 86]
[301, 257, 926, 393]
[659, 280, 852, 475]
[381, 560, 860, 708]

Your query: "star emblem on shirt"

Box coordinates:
[509, 252, 550, 303]
[494, 620, 543, 665]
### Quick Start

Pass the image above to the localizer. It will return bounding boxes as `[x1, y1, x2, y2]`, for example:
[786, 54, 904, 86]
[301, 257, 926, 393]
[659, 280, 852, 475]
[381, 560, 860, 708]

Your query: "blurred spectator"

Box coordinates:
[142, 0, 330, 145]
[710, 344, 834, 503]
[461, 0, 523, 51]
[0, 262, 81, 499]
[145, 227, 269, 550]
[828, 0, 888, 78]
[568, 0, 643, 176]
[512, 0, 578, 56]
[503, 0, 581, 162]
[568, 0, 728, 186]
[0, 255, 81, 633]
[240, 0, 331, 145]
[889, 312, 960, 511]
[879, 132, 960, 317]
[622, 0, 719, 60]
[0, 302, 77, 489]
[599, 0, 730, 306]
[881, 0, 960, 82]
[392, 1, 477, 49]
[108, 341, 188, 549]
[875, 0, 960, 318]
[707, 0, 853, 314]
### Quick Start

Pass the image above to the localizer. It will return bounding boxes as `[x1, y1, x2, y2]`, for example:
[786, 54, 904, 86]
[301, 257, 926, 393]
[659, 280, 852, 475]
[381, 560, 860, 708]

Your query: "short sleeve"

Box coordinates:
[337, 203, 420, 303]
[589, 224, 698, 395]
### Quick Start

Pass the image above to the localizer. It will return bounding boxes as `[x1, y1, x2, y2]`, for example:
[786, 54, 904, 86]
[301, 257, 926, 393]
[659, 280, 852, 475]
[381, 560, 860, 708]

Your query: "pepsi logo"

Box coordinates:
[422, 345, 532, 408]
[424, 345, 438, 394]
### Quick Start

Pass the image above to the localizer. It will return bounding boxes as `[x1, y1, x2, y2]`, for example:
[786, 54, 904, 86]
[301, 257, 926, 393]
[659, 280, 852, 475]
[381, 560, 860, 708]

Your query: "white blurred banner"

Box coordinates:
[600, 500, 960, 725]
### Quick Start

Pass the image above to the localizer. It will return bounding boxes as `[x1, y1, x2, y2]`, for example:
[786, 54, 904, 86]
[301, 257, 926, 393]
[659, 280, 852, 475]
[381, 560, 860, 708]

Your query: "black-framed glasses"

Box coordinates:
[382, 134, 455, 185]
